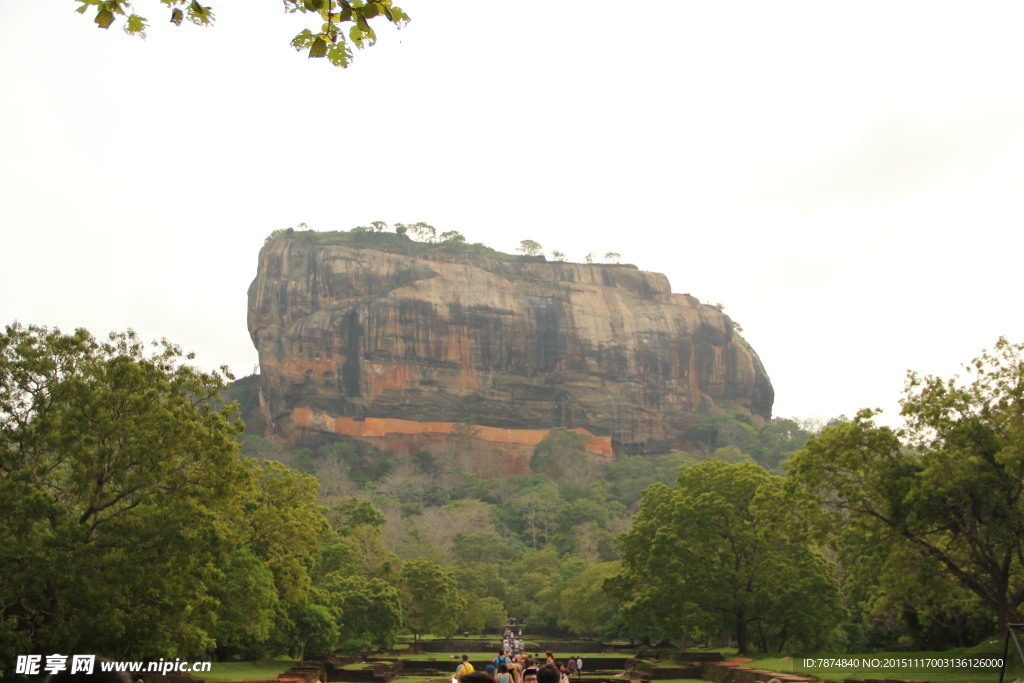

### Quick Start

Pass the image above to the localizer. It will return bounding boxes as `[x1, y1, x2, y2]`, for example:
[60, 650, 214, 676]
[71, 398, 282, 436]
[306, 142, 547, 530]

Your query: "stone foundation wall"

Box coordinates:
[700, 663, 815, 683]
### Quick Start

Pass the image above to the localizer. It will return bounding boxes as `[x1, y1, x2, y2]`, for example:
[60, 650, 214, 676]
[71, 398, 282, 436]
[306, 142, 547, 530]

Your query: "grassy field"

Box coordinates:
[739, 652, 1008, 683]
[201, 660, 297, 682]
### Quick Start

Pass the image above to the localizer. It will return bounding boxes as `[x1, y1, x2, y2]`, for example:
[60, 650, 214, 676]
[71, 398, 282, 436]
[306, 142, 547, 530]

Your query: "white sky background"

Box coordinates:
[3, 1, 1024, 429]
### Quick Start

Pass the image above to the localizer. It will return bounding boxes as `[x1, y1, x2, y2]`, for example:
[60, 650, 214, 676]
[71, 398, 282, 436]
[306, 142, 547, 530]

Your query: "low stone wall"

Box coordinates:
[326, 670, 379, 683]
[137, 675, 205, 683]
[420, 640, 504, 653]
[390, 661, 454, 675]
[529, 643, 605, 654]
[700, 662, 816, 683]
[419, 640, 610, 655]
[419, 642, 600, 654]
[648, 665, 703, 679]
[658, 652, 726, 664]
[278, 662, 326, 683]
[326, 663, 401, 683]
[306, 656, 364, 668]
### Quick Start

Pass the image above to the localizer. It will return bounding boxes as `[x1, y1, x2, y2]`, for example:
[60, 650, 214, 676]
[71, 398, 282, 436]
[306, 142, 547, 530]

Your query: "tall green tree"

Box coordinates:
[277, 602, 339, 660]
[609, 460, 842, 654]
[457, 596, 507, 635]
[245, 460, 329, 611]
[400, 558, 465, 650]
[318, 574, 404, 652]
[752, 417, 812, 470]
[210, 548, 280, 658]
[558, 562, 621, 637]
[453, 562, 510, 603]
[72, 0, 410, 67]
[787, 338, 1024, 637]
[511, 489, 562, 548]
[851, 532, 992, 649]
[0, 324, 248, 663]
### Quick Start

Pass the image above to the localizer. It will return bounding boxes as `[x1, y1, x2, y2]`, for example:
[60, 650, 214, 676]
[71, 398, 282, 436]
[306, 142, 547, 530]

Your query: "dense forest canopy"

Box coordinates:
[2, 322, 1020, 664]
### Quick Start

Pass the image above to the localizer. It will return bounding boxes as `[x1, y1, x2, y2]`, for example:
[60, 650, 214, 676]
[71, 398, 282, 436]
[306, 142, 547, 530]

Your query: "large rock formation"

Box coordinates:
[247, 232, 773, 461]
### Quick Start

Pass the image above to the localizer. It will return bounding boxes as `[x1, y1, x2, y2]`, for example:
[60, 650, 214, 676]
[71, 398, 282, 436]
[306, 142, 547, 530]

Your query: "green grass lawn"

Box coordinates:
[739, 652, 1008, 683]
[201, 660, 297, 682]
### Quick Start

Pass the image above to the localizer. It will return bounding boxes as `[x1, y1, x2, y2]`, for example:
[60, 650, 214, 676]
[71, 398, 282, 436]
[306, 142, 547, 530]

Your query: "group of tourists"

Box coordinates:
[500, 626, 525, 656]
[454, 624, 584, 683]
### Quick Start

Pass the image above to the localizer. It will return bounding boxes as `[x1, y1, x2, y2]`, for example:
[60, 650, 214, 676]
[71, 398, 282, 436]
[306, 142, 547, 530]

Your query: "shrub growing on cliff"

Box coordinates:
[517, 239, 543, 256]
[263, 224, 538, 262]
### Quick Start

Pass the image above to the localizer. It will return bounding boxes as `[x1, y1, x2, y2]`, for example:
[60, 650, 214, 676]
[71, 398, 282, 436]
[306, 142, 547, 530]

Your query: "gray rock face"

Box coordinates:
[247, 234, 774, 449]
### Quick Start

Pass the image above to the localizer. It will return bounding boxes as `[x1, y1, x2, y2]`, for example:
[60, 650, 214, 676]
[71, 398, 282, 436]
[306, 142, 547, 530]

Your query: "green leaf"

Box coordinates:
[170, 7, 183, 25]
[123, 13, 148, 38]
[95, 9, 115, 28]
[187, 0, 215, 26]
[363, 2, 379, 18]
[348, 23, 363, 48]
[326, 40, 351, 67]
[390, 7, 409, 27]
[290, 28, 314, 50]
[309, 36, 328, 58]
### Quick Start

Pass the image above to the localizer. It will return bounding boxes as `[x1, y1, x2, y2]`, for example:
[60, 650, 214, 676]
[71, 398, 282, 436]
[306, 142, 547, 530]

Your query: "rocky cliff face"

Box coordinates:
[247, 233, 773, 453]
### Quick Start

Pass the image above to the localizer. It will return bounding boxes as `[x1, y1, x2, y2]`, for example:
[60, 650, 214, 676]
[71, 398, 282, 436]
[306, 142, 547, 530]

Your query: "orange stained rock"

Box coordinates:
[365, 361, 415, 396]
[290, 407, 614, 457]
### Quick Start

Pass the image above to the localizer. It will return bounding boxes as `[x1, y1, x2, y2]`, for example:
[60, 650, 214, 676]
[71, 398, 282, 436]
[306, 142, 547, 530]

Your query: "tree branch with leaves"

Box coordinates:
[72, 0, 409, 67]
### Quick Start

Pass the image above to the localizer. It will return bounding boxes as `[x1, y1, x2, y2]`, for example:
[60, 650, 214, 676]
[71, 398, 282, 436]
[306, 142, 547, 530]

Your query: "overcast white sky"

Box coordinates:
[3, 1, 1023, 428]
